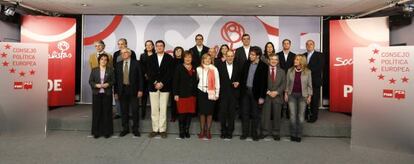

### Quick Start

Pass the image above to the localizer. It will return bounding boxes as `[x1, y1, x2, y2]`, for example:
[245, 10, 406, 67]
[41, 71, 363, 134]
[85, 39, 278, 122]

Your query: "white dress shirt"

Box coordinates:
[157, 53, 164, 67]
[226, 62, 233, 79]
[243, 46, 250, 59]
[283, 50, 289, 62]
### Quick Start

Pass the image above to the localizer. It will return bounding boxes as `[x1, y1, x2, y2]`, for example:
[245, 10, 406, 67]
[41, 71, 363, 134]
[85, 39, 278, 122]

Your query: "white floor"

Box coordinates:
[1, 130, 413, 164]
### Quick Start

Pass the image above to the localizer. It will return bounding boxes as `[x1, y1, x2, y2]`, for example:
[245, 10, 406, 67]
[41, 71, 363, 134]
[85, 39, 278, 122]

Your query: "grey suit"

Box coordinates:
[285, 67, 312, 138]
[262, 66, 286, 137]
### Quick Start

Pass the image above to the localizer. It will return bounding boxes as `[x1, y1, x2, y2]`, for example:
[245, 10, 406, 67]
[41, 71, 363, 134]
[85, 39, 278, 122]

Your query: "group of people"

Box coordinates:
[88, 33, 324, 143]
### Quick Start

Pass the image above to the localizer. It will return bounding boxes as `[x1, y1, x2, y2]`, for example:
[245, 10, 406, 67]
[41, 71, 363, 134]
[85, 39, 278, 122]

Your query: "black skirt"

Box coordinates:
[197, 89, 215, 115]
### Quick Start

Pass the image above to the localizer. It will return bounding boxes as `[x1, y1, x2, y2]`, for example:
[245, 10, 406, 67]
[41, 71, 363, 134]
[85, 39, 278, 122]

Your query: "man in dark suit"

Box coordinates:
[114, 48, 143, 137]
[112, 38, 137, 119]
[276, 39, 295, 73]
[235, 33, 251, 67]
[147, 40, 174, 139]
[217, 50, 241, 139]
[276, 39, 296, 119]
[239, 46, 268, 141]
[189, 34, 209, 67]
[304, 40, 324, 123]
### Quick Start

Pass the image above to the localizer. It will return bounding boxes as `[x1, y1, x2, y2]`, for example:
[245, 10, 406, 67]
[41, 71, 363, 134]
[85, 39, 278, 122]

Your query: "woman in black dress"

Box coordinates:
[173, 51, 197, 139]
[139, 40, 155, 119]
[170, 46, 184, 122]
[89, 54, 114, 138]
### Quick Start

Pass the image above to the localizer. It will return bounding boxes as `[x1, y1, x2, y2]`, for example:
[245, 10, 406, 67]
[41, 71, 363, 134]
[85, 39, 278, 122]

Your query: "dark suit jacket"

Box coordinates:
[305, 51, 324, 88]
[235, 46, 250, 67]
[240, 60, 268, 101]
[114, 59, 143, 96]
[173, 65, 197, 98]
[265, 67, 286, 103]
[276, 51, 295, 74]
[189, 45, 209, 67]
[217, 61, 241, 101]
[113, 50, 137, 68]
[89, 67, 115, 96]
[147, 53, 174, 92]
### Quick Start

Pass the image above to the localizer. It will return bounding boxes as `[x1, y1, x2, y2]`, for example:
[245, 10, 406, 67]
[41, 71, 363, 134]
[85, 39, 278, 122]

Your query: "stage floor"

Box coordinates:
[48, 104, 351, 137]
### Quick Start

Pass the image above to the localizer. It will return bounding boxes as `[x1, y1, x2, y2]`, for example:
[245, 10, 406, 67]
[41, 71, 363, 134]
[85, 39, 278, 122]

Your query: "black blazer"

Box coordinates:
[240, 60, 268, 101]
[89, 67, 115, 96]
[276, 51, 295, 74]
[147, 53, 174, 92]
[217, 61, 241, 100]
[113, 50, 137, 68]
[235, 46, 250, 66]
[189, 45, 209, 67]
[173, 65, 197, 98]
[114, 59, 143, 96]
[305, 51, 324, 88]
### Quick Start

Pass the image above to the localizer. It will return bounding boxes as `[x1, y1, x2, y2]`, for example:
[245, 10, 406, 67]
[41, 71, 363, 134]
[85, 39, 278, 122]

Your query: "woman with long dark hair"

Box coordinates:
[170, 46, 185, 122]
[261, 42, 275, 65]
[139, 40, 155, 119]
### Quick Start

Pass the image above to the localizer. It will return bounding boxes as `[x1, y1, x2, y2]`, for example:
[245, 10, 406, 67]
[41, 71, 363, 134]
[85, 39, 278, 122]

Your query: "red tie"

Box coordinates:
[271, 67, 275, 82]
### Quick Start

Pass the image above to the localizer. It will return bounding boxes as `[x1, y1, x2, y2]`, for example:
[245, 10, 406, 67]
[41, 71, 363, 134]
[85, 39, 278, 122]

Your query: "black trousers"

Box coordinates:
[219, 95, 237, 135]
[308, 86, 321, 120]
[178, 113, 192, 133]
[170, 94, 177, 120]
[92, 93, 113, 136]
[241, 89, 260, 137]
[120, 85, 140, 132]
[141, 80, 149, 118]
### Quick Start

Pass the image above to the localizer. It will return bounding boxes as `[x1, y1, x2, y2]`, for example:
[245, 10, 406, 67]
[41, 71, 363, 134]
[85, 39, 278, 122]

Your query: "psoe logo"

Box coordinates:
[333, 57, 353, 67]
[394, 90, 406, 100]
[14, 81, 33, 90]
[382, 89, 406, 100]
[383, 89, 393, 98]
[49, 40, 72, 59]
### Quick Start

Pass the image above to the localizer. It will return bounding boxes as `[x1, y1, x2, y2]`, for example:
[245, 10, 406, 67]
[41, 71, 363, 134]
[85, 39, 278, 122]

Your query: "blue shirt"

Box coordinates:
[306, 51, 314, 64]
[246, 62, 258, 88]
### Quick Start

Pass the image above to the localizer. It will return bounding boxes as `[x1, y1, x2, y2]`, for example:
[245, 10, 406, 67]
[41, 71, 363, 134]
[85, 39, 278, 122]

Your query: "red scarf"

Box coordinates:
[207, 68, 215, 91]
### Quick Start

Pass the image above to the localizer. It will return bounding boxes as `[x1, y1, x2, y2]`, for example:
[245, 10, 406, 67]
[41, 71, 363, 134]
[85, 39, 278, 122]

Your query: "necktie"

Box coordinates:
[271, 67, 275, 82]
[123, 61, 129, 85]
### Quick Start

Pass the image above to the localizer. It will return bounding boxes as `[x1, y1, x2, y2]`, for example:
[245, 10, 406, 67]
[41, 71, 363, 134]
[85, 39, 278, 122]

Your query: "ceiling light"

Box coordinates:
[135, 3, 146, 7]
[4, 6, 16, 16]
[256, 4, 264, 8]
[81, 3, 88, 7]
[4, 3, 18, 16]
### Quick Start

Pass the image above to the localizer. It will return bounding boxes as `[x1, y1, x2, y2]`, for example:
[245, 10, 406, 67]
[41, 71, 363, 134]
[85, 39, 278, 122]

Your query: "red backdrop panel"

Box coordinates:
[21, 15, 76, 106]
[329, 18, 389, 113]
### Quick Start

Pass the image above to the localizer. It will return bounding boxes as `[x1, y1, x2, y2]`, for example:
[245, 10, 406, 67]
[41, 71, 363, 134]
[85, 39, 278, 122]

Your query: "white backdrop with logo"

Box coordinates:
[352, 46, 414, 154]
[81, 15, 321, 103]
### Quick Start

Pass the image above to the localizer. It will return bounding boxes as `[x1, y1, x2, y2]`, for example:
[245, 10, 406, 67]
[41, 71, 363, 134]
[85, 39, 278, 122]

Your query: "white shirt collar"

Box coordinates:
[197, 45, 203, 51]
